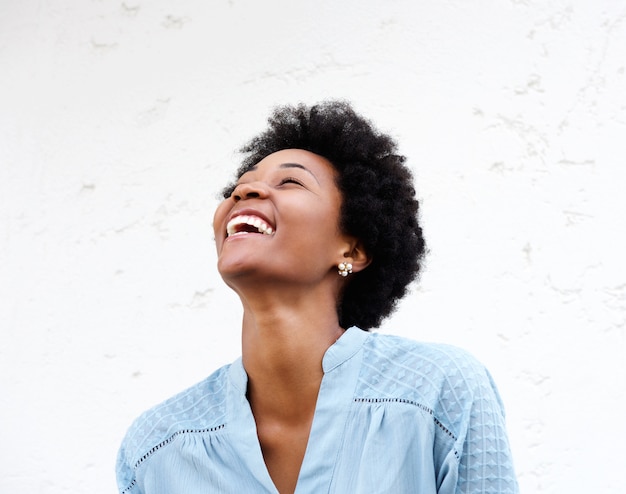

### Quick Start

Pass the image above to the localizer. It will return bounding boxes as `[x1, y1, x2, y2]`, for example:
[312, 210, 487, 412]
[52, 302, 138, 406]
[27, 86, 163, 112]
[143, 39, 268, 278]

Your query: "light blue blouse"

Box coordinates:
[117, 327, 518, 493]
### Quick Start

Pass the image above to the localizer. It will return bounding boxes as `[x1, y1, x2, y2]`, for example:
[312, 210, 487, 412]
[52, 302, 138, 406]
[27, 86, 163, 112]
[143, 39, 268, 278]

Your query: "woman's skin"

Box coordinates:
[213, 149, 370, 493]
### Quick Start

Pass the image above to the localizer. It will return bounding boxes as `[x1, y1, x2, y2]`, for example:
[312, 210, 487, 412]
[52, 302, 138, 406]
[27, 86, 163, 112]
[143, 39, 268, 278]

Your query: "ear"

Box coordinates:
[339, 237, 372, 274]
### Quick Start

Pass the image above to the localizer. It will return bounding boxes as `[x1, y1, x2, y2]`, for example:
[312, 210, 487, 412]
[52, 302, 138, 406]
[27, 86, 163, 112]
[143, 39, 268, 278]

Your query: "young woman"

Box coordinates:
[116, 101, 518, 493]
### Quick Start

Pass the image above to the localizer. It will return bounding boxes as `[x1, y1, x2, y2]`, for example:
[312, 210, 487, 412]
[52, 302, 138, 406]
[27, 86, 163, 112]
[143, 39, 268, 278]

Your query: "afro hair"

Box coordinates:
[222, 100, 426, 330]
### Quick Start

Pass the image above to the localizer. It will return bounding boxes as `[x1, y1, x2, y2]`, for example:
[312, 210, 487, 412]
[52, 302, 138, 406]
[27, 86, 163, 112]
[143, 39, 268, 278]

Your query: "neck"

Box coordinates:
[238, 285, 344, 422]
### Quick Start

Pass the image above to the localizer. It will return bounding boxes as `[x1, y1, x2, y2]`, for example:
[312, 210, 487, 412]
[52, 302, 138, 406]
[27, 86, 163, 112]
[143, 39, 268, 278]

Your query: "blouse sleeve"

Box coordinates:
[116, 438, 142, 494]
[436, 355, 519, 494]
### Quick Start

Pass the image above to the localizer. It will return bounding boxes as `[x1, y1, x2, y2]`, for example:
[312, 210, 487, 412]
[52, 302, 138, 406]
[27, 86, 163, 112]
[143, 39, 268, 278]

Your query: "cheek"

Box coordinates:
[213, 200, 231, 239]
[298, 205, 343, 245]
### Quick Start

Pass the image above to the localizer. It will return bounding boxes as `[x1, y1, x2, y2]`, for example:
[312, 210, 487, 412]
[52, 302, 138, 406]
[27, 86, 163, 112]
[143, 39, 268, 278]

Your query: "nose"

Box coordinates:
[231, 181, 269, 202]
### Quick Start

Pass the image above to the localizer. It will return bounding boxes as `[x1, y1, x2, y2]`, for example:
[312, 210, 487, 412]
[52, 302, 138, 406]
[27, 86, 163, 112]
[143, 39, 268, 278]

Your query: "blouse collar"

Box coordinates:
[228, 326, 369, 391]
[322, 326, 368, 373]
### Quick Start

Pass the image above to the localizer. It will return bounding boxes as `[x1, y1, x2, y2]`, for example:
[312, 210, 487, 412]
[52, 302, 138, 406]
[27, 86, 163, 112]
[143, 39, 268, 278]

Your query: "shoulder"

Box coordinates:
[358, 332, 505, 430]
[116, 363, 232, 489]
[361, 332, 493, 389]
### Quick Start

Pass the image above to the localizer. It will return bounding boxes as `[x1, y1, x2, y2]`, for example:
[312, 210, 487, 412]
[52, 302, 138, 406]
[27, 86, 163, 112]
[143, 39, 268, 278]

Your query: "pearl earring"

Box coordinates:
[338, 262, 353, 277]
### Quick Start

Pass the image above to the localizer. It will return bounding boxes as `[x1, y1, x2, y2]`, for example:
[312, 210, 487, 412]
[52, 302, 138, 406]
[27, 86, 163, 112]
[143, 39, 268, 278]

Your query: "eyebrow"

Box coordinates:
[280, 162, 320, 182]
[248, 162, 320, 184]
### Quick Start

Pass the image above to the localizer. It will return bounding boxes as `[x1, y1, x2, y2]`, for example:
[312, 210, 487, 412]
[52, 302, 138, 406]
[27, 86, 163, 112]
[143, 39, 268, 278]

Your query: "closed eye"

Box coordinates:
[279, 177, 305, 187]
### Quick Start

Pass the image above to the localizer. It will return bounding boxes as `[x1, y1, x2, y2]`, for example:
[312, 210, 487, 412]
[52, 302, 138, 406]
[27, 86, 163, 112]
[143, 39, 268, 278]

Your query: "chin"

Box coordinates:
[217, 260, 252, 278]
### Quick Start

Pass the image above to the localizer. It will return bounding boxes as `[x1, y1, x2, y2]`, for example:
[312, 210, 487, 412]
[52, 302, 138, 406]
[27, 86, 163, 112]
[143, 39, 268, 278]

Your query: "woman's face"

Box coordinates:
[213, 149, 350, 288]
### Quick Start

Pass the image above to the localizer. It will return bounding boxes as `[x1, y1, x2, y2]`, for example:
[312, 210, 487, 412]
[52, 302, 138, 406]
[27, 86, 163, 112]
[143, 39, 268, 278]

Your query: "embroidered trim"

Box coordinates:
[121, 478, 136, 494]
[121, 424, 226, 494]
[353, 397, 460, 460]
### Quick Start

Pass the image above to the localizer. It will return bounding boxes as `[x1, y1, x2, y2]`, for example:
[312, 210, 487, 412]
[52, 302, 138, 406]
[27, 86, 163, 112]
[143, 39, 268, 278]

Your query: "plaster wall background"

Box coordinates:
[1, 1, 625, 492]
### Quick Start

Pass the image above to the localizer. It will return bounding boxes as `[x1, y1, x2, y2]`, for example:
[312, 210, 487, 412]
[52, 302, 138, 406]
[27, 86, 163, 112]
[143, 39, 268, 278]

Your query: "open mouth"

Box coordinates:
[226, 215, 274, 237]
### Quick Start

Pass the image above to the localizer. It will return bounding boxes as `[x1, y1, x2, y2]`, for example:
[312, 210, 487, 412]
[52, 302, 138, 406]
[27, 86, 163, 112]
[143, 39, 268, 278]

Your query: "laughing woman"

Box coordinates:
[116, 101, 518, 494]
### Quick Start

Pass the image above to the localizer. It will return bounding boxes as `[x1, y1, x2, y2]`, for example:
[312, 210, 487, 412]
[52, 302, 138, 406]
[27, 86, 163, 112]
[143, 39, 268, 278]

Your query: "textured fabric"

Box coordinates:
[117, 328, 518, 493]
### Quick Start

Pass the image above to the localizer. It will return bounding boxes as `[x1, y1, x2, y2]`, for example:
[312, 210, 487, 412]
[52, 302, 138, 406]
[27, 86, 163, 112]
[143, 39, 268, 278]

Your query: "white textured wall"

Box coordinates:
[1, 1, 625, 492]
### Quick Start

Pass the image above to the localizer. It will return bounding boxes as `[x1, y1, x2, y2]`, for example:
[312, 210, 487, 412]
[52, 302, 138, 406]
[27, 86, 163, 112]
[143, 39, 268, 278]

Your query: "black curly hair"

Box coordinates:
[222, 101, 426, 330]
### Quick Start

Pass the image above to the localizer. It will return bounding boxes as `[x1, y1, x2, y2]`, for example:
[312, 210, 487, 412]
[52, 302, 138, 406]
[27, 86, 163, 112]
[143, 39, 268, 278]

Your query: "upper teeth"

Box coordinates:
[226, 215, 274, 236]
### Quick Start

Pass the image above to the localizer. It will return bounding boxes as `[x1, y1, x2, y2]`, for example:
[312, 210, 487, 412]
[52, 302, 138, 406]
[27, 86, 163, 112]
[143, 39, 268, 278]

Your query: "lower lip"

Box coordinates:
[225, 232, 273, 240]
